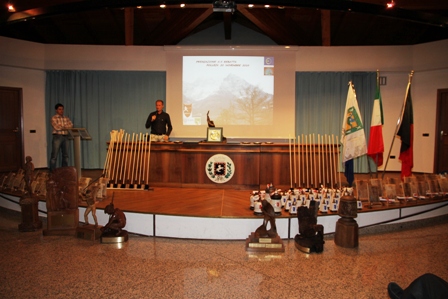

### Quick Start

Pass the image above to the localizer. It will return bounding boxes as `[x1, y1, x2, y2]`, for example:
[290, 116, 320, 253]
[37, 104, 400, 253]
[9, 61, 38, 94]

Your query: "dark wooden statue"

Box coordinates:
[207, 110, 215, 127]
[46, 167, 78, 212]
[19, 156, 42, 232]
[294, 200, 325, 253]
[43, 167, 79, 236]
[254, 199, 277, 238]
[101, 202, 126, 236]
[24, 156, 34, 195]
[246, 199, 284, 252]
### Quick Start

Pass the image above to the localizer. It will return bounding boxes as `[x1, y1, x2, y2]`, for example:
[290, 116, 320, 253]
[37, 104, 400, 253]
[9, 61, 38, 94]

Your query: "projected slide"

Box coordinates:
[182, 56, 274, 126]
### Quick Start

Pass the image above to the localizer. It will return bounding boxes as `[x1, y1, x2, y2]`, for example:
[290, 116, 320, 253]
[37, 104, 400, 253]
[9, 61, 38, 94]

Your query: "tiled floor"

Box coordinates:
[1, 208, 447, 299]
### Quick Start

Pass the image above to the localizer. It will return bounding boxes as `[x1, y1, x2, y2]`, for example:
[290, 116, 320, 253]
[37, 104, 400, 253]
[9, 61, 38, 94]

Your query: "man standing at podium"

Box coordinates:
[145, 99, 172, 142]
[49, 103, 73, 172]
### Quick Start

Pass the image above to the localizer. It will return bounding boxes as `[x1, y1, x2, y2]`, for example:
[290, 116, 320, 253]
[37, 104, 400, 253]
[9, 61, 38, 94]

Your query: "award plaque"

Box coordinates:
[207, 127, 223, 142]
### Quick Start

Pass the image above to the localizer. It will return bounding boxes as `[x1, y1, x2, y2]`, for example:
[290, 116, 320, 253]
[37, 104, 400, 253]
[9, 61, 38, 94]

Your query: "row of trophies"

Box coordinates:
[250, 183, 362, 216]
[250, 174, 448, 215]
[355, 173, 448, 204]
[1, 170, 49, 196]
[0, 169, 109, 202]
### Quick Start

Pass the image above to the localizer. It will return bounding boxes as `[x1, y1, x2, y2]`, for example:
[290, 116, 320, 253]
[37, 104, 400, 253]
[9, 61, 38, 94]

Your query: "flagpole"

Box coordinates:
[289, 134, 292, 189]
[374, 69, 381, 178]
[382, 70, 414, 180]
[368, 70, 380, 179]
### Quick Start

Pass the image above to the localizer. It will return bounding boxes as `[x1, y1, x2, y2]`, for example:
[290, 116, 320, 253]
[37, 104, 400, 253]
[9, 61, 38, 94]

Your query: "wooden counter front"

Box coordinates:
[178, 143, 260, 189]
[106, 142, 339, 190]
[148, 142, 291, 189]
[148, 143, 183, 187]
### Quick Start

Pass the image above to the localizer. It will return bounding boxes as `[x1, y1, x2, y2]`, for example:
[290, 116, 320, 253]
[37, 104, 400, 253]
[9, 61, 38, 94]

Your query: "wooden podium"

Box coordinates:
[67, 128, 91, 179]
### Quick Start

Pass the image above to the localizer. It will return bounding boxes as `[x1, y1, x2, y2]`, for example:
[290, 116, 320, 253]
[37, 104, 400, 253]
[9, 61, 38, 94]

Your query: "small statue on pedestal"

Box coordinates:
[19, 156, 42, 232]
[207, 111, 215, 127]
[79, 183, 100, 227]
[101, 202, 126, 236]
[100, 199, 128, 244]
[24, 156, 34, 195]
[334, 187, 359, 248]
[246, 199, 284, 252]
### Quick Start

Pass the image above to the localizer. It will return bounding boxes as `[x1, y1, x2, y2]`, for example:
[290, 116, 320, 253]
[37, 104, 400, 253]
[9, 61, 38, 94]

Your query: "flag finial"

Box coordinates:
[409, 70, 414, 83]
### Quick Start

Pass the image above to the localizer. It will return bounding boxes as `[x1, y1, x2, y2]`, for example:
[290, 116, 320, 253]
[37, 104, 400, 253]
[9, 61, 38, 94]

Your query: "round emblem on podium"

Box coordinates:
[205, 154, 235, 183]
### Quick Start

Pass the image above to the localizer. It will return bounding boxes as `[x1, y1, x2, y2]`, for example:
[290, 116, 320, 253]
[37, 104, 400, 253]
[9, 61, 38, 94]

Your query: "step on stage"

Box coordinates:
[76, 187, 448, 240]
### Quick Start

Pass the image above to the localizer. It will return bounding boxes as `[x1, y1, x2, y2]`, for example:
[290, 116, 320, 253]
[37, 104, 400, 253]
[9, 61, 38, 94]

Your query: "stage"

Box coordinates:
[2, 185, 448, 240]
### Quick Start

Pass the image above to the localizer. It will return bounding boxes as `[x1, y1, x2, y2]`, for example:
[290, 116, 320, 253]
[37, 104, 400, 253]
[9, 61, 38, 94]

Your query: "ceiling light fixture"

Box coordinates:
[180, 3, 185, 8]
[7, 2, 16, 12]
[386, 0, 395, 9]
[248, 4, 254, 8]
[160, 4, 166, 8]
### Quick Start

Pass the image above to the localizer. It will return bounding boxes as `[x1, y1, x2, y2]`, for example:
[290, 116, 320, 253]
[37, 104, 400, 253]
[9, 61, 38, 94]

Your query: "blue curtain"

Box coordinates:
[295, 72, 376, 173]
[45, 70, 166, 169]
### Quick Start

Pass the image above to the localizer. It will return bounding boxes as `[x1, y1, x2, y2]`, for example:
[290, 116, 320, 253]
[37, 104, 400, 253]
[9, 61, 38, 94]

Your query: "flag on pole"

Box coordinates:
[341, 81, 367, 186]
[367, 79, 384, 167]
[397, 80, 414, 179]
[341, 82, 367, 162]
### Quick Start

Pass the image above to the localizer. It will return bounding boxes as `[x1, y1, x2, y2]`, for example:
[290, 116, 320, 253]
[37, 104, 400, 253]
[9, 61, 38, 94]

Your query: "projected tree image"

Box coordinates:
[235, 85, 273, 125]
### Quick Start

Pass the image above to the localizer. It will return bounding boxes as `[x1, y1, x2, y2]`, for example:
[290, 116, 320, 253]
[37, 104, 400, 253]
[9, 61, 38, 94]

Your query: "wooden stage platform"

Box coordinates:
[1, 169, 447, 240]
[91, 187, 269, 218]
[71, 186, 448, 240]
[83, 186, 447, 219]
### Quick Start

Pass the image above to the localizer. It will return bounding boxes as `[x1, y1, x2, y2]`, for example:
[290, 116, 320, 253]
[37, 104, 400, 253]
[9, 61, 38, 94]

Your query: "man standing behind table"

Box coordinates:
[50, 103, 73, 172]
[145, 99, 172, 142]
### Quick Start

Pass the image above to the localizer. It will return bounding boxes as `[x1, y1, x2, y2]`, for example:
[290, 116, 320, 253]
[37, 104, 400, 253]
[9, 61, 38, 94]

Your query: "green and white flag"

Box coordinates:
[341, 81, 367, 163]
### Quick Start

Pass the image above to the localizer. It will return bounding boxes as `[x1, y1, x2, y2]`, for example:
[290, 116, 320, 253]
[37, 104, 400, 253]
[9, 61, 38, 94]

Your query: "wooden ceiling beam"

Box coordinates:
[144, 8, 213, 45]
[321, 9, 331, 46]
[238, 7, 301, 45]
[124, 8, 134, 46]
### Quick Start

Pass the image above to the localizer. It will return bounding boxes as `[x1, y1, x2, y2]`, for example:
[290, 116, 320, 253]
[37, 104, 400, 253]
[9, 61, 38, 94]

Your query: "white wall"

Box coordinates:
[0, 38, 47, 167]
[44, 44, 167, 71]
[1, 36, 447, 172]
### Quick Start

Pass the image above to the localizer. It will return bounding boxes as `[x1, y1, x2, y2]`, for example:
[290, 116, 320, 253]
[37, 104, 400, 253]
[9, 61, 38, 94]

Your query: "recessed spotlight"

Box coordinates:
[264, 5, 270, 8]
[386, 0, 395, 8]
[160, 4, 166, 8]
[248, 4, 254, 8]
[8, 4, 16, 12]
[180, 3, 185, 8]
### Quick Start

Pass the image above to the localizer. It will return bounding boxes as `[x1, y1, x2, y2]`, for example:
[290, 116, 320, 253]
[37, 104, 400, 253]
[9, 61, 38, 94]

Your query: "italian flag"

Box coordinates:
[367, 84, 384, 167]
